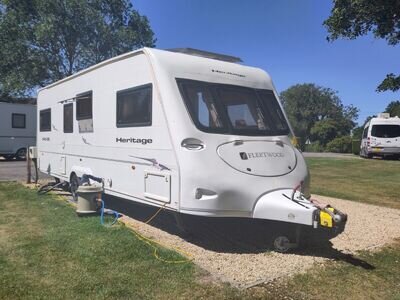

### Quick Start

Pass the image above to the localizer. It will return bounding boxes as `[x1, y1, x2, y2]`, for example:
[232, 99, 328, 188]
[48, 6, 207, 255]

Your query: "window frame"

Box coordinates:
[12, 113, 26, 129]
[40, 108, 51, 132]
[116, 83, 153, 128]
[76, 91, 93, 121]
[176, 79, 228, 134]
[176, 78, 290, 136]
[63, 103, 73, 133]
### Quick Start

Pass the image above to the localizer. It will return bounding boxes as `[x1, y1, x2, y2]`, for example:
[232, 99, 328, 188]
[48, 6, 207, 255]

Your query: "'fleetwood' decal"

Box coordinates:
[240, 151, 284, 160]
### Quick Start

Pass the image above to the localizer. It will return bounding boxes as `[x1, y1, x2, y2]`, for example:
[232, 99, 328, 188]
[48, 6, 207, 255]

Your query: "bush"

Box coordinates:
[304, 142, 325, 152]
[352, 139, 361, 155]
[326, 136, 352, 153]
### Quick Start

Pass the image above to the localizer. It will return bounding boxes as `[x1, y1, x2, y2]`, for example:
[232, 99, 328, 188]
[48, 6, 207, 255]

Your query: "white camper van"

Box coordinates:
[0, 102, 36, 160]
[36, 48, 346, 246]
[360, 113, 400, 159]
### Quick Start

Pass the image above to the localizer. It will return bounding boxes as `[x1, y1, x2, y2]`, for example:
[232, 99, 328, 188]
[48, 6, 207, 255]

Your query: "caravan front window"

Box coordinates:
[177, 79, 289, 136]
[179, 82, 223, 130]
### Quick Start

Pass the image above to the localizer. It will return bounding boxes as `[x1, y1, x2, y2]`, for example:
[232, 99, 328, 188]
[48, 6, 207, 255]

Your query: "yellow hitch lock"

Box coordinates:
[320, 207, 335, 228]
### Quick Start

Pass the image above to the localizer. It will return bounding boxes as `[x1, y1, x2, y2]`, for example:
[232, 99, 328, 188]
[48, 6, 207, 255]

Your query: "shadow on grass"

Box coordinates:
[103, 194, 375, 270]
[295, 243, 375, 270]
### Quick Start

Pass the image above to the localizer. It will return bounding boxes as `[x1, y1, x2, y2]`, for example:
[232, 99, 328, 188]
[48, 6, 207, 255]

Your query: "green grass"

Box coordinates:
[0, 182, 241, 299]
[1, 157, 400, 300]
[306, 157, 400, 209]
[280, 239, 400, 300]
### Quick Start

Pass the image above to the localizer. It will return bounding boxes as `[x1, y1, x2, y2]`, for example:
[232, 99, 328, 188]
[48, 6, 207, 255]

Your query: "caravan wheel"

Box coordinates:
[273, 236, 291, 253]
[16, 148, 27, 160]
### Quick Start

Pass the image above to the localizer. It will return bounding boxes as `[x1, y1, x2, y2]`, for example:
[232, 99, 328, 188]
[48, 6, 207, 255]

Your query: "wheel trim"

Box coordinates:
[273, 236, 290, 253]
[17, 148, 27, 158]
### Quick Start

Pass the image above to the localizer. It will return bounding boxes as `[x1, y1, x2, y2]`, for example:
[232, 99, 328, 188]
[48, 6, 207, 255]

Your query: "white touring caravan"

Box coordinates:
[0, 102, 36, 160]
[37, 48, 346, 249]
[360, 113, 400, 159]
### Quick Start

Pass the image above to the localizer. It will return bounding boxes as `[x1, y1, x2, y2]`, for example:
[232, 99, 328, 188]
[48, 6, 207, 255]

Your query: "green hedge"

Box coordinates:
[326, 136, 352, 153]
[304, 142, 324, 152]
[352, 139, 361, 155]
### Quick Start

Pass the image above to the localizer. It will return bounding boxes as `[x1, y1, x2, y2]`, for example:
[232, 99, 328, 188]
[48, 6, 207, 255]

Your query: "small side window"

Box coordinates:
[40, 109, 51, 132]
[76, 91, 92, 120]
[116, 84, 152, 127]
[76, 91, 93, 133]
[363, 126, 369, 139]
[64, 103, 73, 133]
[12, 113, 26, 129]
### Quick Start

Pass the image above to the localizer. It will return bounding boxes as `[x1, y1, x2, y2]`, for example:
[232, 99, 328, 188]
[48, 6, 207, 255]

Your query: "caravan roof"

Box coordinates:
[38, 47, 272, 93]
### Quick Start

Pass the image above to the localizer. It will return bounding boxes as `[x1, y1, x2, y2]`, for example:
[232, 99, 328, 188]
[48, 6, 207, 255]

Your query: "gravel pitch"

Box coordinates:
[117, 195, 400, 289]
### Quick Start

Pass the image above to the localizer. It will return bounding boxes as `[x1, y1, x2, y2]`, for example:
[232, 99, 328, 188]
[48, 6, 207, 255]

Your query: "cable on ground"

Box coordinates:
[126, 202, 193, 264]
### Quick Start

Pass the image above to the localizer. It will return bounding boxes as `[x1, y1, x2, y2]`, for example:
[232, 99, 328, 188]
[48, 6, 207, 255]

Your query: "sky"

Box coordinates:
[132, 0, 400, 125]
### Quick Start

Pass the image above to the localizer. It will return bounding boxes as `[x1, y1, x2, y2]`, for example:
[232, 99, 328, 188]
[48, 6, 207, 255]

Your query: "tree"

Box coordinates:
[352, 115, 376, 140]
[324, 0, 400, 92]
[0, 0, 156, 96]
[280, 83, 359, 148]
[385, 100, 400, 117]
[352, 126, 364, 140]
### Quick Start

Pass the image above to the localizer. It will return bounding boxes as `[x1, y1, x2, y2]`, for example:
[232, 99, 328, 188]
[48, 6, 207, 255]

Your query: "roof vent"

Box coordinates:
[167, 48, 242, 63]
[377, 113, 390, 119]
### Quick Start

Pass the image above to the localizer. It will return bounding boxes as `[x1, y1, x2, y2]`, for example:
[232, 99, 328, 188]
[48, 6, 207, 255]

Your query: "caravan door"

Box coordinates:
[58, 103, 74, 175]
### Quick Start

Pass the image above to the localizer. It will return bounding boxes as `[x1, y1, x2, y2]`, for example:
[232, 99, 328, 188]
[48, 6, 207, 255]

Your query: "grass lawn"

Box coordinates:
[1, 156, 400, 299]
[0, 182, 241, 299]
[279, 239, 400, 300]
[306, 157, 400, 209]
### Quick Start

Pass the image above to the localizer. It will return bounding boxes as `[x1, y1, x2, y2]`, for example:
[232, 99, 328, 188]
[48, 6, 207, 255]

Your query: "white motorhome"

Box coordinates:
[360, 113, 400, 159]
[0, 102, 36, 160]
[37, 48, 346, 247]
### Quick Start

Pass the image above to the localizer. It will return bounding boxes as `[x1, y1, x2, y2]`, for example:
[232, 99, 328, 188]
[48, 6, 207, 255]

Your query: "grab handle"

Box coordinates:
[181, 138, 205, 151]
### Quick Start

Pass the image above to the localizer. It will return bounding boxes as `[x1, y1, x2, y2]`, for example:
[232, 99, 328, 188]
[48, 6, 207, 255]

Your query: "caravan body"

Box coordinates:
[0, 102, 36, 160]
[360, 113, 400, 159]
[37, 48, 342, 232]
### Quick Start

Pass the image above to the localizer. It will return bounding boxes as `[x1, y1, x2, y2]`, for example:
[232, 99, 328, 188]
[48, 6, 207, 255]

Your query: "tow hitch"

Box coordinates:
[272, 183, 348, 253]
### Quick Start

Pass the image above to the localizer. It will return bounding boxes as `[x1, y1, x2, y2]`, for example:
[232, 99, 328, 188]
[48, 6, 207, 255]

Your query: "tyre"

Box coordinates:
[2, 155, 14, 160]
[15, 148, 27, 160]
[273, 235, 291, 253]
[69, 173, 79, 202]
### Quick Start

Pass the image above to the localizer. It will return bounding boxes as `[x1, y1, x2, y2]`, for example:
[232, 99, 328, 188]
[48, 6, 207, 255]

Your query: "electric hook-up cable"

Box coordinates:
[97, 193, 192, 263]
[127, 202, 193, 264]
[37, 181, 69, 195]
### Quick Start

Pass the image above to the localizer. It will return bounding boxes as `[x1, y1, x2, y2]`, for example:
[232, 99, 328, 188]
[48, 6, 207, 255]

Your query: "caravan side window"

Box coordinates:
[76, 91, 92, 120]
[40, 109, 51, 132]
[12, 113, 26, 128]
[76, 91, 93, 133]
[116, 84, 152, 127]
[362, 126, 369, 139]
[64, 103, 73, 133]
